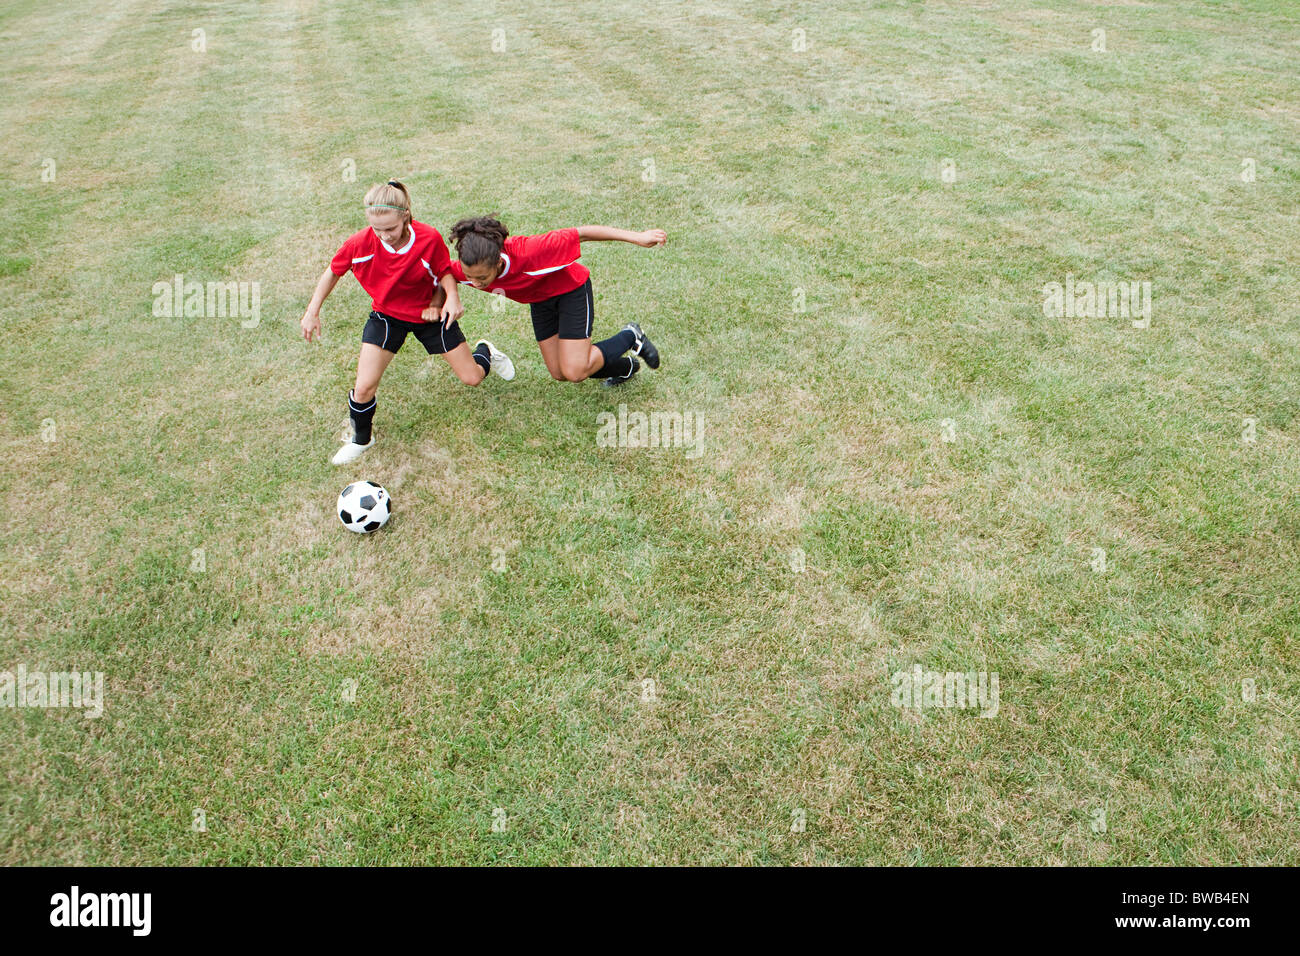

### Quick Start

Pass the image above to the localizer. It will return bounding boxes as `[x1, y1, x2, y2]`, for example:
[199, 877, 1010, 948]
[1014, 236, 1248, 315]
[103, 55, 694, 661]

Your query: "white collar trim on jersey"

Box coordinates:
[498, 253, 512, 278]
[381, 226, 416, 255]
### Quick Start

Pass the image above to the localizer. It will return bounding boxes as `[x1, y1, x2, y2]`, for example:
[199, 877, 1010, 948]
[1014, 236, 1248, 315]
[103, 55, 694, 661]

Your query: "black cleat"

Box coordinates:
[624, 323, 660, 370]
[602, 356, 640, 387]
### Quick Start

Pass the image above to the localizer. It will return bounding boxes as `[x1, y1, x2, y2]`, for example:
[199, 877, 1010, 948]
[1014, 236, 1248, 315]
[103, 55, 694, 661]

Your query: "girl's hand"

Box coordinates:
[422, 286, 447, 324]
[636, 229, 667, 247]
[301, 311, 321, 342]
[440, 295, 465, 328]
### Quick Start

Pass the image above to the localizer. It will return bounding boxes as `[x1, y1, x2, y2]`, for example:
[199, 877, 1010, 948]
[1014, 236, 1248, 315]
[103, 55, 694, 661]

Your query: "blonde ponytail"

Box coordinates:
[363, 180, 412, 223]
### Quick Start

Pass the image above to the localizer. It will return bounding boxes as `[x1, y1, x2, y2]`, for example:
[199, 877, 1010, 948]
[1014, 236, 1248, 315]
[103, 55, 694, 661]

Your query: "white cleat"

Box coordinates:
[477, 339, 515, 381]
[331, 434, 374, 465]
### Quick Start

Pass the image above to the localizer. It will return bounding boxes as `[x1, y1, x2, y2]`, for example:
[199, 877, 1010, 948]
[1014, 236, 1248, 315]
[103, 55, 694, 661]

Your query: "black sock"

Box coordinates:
[594, 328, 636, 366]
[348, 389, 376, 444]
[588, 330, 636, 378]
[590, 355, 632, 380]
[472, 342, 491, 377]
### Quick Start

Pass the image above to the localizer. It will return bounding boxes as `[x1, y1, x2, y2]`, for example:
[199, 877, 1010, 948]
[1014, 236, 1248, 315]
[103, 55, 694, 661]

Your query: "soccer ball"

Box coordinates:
[337, 481, 391, 533]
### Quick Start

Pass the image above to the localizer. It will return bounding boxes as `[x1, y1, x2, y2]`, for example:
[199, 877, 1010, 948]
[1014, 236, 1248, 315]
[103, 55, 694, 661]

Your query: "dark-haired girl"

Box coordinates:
[447, 218, 665, 385]
[301, 181, 515, 465]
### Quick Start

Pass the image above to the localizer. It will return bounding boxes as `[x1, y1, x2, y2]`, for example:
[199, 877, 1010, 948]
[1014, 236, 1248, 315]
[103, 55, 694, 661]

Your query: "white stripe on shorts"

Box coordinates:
[585, 282, 593, 338]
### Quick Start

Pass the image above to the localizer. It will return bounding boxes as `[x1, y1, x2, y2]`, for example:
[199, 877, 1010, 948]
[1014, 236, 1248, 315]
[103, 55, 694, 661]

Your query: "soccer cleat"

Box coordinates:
[476, 339, 515, 381]
[602, 356, 640, 387]
[332, 433, 374, 465]
[623, 322, 659, 370]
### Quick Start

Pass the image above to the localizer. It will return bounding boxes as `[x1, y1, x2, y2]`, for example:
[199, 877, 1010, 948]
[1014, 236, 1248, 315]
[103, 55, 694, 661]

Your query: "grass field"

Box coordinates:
[1, 0, 1297, 865]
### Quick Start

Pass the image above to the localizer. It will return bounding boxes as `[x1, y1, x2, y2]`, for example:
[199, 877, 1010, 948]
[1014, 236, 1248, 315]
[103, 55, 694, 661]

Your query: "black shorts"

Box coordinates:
[530, 278, 594, 341]
[362, 311, 466, 354]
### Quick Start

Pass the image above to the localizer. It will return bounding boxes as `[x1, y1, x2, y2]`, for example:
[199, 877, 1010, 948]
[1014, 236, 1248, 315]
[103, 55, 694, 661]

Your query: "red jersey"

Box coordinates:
[330, 220, 452, 322]
[449, 227, 589, 304]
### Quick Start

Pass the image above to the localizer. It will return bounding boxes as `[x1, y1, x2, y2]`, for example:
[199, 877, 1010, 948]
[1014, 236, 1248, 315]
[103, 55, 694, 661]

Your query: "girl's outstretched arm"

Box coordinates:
[576, 225, 666, 247]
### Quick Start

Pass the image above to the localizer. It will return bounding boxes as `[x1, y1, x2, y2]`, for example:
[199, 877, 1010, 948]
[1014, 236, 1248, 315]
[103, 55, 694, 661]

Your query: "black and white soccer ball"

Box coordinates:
[337, 481, 391, 533]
